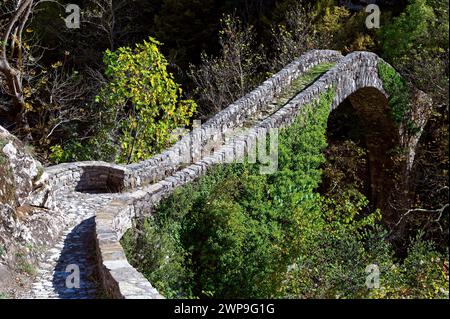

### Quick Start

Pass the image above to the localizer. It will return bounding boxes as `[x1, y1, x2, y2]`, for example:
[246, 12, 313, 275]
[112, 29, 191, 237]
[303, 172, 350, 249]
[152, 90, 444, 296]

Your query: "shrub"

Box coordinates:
[378, 62, 418, 133]
[378, 0, 436, 62]
[189, 15, 265, 117]
[98, 37, 197, 163]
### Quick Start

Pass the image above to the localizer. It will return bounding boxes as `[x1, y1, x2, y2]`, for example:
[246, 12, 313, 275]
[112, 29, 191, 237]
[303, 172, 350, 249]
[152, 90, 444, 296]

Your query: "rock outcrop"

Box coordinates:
[0, 126, 58, 297]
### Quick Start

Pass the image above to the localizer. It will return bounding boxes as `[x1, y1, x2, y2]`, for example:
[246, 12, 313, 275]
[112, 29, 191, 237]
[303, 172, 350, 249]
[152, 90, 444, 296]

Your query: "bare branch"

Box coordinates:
[396, 203, 449, 226]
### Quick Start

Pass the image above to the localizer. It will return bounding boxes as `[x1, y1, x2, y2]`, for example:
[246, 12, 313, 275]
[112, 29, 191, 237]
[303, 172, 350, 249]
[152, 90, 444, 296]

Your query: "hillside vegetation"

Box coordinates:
[0, 0, 448, 299]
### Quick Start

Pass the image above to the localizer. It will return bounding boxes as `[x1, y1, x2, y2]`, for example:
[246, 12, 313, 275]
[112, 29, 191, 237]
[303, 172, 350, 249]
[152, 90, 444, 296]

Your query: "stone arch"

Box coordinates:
[326, 85, 404, 221]
[315, 51, 430, 223]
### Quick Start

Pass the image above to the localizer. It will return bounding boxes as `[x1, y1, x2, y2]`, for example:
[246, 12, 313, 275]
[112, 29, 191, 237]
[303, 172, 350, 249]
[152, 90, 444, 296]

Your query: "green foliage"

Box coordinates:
[376, 0, 448, 253]
[378, 0, 436, 62]
[0, 152, 5, 166]
[284, 219, 448, 299]
[14, 250, 36, 277]
[98, 37, 196, 163]
[0, 292, 9, 299]
[281, 224, 386, 299]
[121, 217, 193, 298]
[49, 143, 100, 164]
[48, 145, 67, 165]
[18, 261, 36, 276]
[377, 62, 409, 124]
[378, 62, 416, 131]
[48, 129, 118, 164]
[378, 0, 448, 104]
[366, 233, 449, 299]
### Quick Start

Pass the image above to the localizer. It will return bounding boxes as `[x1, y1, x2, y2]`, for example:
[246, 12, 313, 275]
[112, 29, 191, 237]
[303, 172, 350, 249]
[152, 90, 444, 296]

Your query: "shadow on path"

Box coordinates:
[51, 217, 103, 299]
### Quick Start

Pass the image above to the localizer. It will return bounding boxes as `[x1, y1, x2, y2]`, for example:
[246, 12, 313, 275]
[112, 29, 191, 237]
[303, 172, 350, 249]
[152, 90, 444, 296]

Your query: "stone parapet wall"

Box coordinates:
[95, 199, 163, 299]
[45, 162, 127, 198]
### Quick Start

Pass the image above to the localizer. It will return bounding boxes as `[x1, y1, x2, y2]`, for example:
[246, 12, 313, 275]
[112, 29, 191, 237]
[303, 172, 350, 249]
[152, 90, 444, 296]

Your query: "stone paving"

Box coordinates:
[20, 192, 115, 299]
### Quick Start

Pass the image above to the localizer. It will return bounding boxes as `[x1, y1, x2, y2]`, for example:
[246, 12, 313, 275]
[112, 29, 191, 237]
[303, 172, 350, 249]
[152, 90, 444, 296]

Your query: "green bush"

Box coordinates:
[98, 37, 197, 163]
[49, 131, 117, 164]
[377, 0, 448, 106]
[377, 61, 421, 134]
[367, 233, 449, 299]
[378, 0, 436, 62]
[377, 62, 410, 125]
[121, 216, 193, 298]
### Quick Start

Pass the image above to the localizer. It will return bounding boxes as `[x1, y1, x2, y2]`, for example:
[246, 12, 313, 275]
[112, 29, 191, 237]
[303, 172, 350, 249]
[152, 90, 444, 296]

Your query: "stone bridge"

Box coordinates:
[20, 50, 430, 299]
